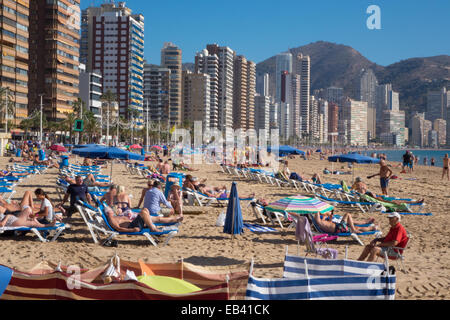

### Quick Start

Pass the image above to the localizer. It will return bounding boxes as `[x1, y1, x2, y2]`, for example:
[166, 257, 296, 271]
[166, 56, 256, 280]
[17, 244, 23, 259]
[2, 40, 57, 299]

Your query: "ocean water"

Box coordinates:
[360, 150, 450, 167]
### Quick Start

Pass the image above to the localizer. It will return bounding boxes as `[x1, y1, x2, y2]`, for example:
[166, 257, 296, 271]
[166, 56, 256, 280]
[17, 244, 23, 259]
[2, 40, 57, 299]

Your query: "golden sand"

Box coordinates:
[0, 154, 449, 300]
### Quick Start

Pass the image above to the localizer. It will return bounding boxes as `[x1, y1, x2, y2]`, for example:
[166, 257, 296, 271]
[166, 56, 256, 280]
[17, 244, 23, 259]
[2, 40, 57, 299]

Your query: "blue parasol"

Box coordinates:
[223, 182, 244, 238]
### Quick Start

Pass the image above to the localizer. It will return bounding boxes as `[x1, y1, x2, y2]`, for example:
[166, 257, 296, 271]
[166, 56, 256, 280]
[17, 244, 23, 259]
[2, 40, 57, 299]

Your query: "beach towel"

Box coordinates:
[243, 224, 278, 233]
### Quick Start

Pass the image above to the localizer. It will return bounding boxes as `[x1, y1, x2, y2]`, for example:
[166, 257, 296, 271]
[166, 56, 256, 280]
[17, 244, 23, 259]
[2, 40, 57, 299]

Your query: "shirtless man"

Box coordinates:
[314, 211, 377, 235]
[443, 154, 450, 181]
[367, 160, 393, 196]
[106, 207, 182, 233]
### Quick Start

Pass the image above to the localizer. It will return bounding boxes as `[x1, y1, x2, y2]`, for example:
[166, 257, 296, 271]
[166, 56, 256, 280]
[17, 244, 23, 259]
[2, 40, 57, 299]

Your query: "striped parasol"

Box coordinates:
[266, 196, 334, 215]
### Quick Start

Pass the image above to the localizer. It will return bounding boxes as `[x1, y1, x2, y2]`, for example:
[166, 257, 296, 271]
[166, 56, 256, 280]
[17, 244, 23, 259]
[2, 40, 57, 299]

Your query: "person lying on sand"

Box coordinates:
[105, 206, 182, 233]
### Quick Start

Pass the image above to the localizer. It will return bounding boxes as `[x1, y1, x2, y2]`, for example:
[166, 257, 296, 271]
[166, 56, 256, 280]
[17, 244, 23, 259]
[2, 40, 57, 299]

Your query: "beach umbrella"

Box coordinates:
[328, 153, 381, 164]
[223, 182, 244, 238]
[328, 153, 380, 182]
[129, 144, 143, 149]
[151, 145, 162, 150]
[267, 145, 305, 157]
[49, 145, 67, 152]
[72, 146, 144, 161]
[266, 196, 334, 215]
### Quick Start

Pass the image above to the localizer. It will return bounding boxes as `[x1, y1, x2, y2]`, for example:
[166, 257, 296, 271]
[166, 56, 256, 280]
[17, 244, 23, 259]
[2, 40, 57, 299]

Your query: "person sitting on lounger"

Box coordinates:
[100, 185, 118, 207]
[311, 173, 323, 185]
[105, 207, 182, 233]
[167, 184, 183, 216]
[358, 212, 408, 262]
[114, 185, 132, 212]
[33, 189, 63, 224]
[183, 175, 208, 191]
[313, 211, 378, 235]
[143, 180, 174, 216]
[59, 176, 92, 217]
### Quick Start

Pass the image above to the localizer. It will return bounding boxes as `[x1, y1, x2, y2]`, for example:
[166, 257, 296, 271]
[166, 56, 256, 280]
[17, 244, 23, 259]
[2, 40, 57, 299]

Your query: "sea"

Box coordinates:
[360, 149, 450, 167]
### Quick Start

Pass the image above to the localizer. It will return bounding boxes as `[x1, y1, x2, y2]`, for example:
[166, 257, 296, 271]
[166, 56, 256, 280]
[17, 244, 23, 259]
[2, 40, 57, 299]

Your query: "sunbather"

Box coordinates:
[0, 206, 56, 229]
[0, 191, 37, 215]
[106, 207, 182, 233]
[83, 173, 111, 188]
[114, 186, 132, 211]
[197, 184, 255, 199]
[136, 180, 154, 209]
[352, 177, 424, 205]
[167, 184, 183, 216]
[0, 170, 28, 177]
[182, 175, 207, 191]
[313, 211, 378, 235]
[100, 185, 118, 207]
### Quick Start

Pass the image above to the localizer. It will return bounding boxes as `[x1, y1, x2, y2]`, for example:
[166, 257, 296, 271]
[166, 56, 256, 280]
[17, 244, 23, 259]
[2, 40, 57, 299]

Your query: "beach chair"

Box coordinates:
[185, 187, 255, 207]
[295, 216, 339, 259]
[75, 202, 179, 247]
[377, 233, 411, 272]
[309, 213, 382, 246]
[249, 201, 286, 228]
[0, 188, 16, 202]
[0, 223, 69, 243]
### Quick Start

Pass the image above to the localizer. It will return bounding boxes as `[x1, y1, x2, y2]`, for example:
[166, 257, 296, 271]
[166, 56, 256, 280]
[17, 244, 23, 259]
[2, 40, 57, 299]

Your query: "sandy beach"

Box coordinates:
[1, 153, 449, 300]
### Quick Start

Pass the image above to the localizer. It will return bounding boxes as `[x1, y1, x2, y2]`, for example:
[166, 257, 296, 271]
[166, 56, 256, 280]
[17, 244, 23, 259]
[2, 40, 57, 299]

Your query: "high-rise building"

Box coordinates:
[411, 113, 432, 147]
[433, 119, 446, 147]
[358, 69, 378, 139]
[254, 94, 270, 137]
[269, 101, 279, 132]
[328, 102, 339, 143]
[296, 53, 310, 135]
[309, 96, 320, 140]
[232, 55, 255, 130]
[381, 110, 406, 146]
[275, 52, 292, 103]
[79, 64, 102, 119]
[206, 44, 234, 130]
[161, 42, 182, 127]
[181, 70, 210, 130]
[143, 63, 170, 127]
[427, 87, 447, 123]
[341, 99, 368, 146]
[0, 0, 29, 125]
[28, 0, 80, 121]
[195, 49, 219, 128]
[318, 99, 328, 143]
[256, 73, 269, 97]
[290, 74, 301, 138]
[326, 87, 344, 105]
[81, 2, 144, 120]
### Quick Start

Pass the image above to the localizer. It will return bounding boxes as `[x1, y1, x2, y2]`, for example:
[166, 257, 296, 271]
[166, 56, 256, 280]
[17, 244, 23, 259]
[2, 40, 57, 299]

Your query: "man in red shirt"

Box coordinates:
[358, 212, 408, 262]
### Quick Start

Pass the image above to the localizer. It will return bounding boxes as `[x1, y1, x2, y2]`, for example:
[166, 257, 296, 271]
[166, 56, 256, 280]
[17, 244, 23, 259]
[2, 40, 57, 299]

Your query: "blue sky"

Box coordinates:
[81, 0, 450, 66]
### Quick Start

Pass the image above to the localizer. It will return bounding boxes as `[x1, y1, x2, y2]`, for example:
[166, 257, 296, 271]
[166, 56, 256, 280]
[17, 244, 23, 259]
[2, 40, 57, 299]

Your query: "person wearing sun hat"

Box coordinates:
[358, 212, 408, 262]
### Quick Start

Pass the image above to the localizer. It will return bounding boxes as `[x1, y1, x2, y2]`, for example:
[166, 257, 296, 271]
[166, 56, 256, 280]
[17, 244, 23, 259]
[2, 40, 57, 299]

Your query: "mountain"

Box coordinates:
[256, 41, 450, 116]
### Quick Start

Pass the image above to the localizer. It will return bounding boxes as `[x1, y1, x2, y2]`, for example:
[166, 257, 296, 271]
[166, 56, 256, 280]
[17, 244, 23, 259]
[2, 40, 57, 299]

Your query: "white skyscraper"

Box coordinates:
[256, 73, 270, 97]
[81, 2, 145, 119]
[359, 69, 378, 139]
[297, 53, 311, 135]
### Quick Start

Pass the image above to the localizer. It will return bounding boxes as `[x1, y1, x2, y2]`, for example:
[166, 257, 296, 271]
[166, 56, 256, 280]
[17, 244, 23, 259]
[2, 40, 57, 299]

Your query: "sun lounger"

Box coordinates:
[75, 202, 179, 247]
[309, 213, 382, 246]
[0, 223, 69, 243]
[184, 187, 255, 207]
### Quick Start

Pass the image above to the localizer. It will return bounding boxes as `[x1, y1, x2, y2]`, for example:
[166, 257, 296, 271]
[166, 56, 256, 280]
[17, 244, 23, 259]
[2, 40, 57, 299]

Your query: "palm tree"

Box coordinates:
[63, 112, 77, 144]
[101, 90, 117, 146]
[83, 111, 99, 143]
[0, 87, 15, 132]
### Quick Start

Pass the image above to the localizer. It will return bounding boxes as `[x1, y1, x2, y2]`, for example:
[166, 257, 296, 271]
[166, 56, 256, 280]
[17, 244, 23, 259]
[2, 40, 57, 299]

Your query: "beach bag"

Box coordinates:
[216, 212, 226, 227]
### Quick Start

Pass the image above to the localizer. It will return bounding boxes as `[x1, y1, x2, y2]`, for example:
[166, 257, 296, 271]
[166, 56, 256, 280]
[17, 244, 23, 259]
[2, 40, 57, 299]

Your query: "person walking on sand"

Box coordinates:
[367, 160, 393, 196]
[443, 154, 450, 181]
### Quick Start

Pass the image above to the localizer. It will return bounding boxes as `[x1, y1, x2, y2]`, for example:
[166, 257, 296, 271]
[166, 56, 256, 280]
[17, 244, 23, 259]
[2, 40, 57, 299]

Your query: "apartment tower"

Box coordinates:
[28, 0, 80, 121]
[161, 42, 182, 127]
[81, 2, 144, 120]
[0, 0, 29, 125]
[296, 53, 310, 135]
